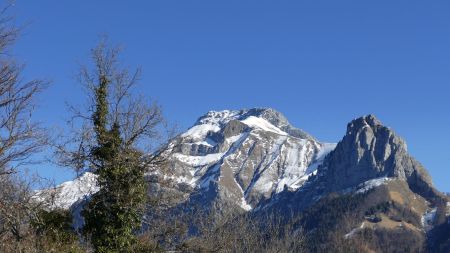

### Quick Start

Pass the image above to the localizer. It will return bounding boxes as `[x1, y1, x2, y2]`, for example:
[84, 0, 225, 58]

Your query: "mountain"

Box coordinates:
[261, 114, 444, 211]
[154, 108, 335, 211]
[321, 114, 437, 196]
[36, 108, 450, 252]
[34, 171, 98, 209]
[257, 114, 450, 252]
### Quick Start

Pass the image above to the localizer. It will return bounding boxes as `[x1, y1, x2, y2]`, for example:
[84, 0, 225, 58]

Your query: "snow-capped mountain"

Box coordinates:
[158, 108, 336, 210]
[34, 172, 98, 209]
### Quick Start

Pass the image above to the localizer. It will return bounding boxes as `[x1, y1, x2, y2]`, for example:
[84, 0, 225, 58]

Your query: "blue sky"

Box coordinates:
[12, 1, 450, 192]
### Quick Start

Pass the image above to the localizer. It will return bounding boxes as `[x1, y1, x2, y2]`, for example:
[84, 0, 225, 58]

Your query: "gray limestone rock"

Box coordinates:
[319, 115, 434, 196]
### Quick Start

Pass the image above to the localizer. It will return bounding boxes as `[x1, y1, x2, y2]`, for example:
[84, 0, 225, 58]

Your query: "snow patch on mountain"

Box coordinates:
[182, 124, 221, 140]
[241, 116, 287, 136]
[422, 207, 437, 230]
[197, 110, 241, 126]
[305, 143, 337, 174]
[286, 169, 318, 192]
[173, 153, 224, 167]
[226, 133, 246, 144]
[194, 140, 216, 147]
[198, 164, 220, 189]
[275, 142, 336, 193]
[35, 172, 98, 210]
[163, 174, 197, 187]
[356, 177, 392, 194]
[315, 142, 336, 161]
[338, 177, 393, 195]
[345, 222, 365, 239]
[233, 176, 252, 211]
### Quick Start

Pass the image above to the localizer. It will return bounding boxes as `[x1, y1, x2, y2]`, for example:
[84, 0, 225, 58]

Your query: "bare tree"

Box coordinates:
[54, 38, 167, 176]
[0, 4, 48, 252]
[0, 174, 53, 253]
[51, 38, 170, 252]
[177, 208, 306, 253]
[0, 6, 46, 177]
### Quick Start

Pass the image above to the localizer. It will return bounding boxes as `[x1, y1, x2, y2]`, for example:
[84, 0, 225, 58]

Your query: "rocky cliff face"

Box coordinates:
[317, 115, 435, 197]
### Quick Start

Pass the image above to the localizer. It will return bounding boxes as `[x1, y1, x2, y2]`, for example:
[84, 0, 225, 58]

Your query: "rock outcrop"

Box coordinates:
[319, 115, 435, 197]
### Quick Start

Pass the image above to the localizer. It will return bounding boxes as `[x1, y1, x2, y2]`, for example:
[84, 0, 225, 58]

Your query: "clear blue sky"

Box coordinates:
[11, 1, 450, 192]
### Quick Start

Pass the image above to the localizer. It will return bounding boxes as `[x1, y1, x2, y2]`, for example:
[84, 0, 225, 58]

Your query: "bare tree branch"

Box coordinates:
[54, 37, 169, 176]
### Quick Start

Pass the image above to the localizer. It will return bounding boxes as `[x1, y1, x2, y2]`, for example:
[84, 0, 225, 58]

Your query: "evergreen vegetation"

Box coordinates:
[81, 47, 146, 252]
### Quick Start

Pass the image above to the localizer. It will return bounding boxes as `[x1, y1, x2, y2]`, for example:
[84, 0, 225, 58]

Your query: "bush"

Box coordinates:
[31, 209, 85, 253]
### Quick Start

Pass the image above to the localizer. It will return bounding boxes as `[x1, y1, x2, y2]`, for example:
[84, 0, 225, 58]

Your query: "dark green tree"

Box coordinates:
[61, 41, 164, 252]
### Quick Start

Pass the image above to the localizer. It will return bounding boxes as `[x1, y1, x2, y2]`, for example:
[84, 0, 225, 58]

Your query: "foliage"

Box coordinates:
[0, 4, 52, 252]
[31, 209, 85, 253]
[74, 41, 163, 253]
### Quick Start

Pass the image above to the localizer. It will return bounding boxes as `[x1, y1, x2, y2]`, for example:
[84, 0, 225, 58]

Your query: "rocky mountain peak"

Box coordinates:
[346, 114, 382, 134]
[195, 108, 288, 127]
[319, 115, 435, 197]
[246, 108, 289, 127]
[194, 108, 314, 141]
[344, 114, 407, 160]
[196, 110, 241, 126]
